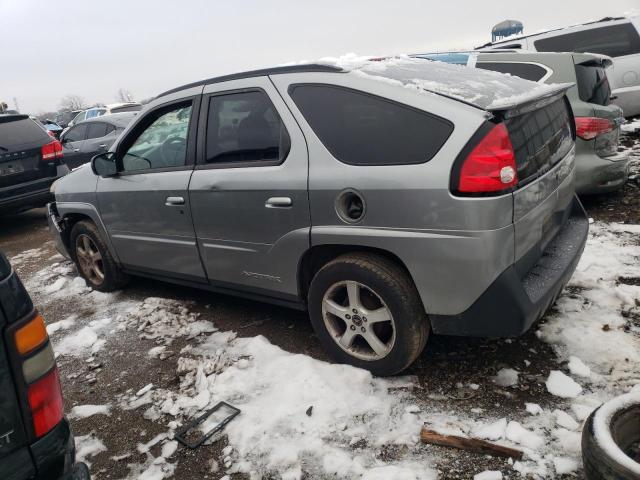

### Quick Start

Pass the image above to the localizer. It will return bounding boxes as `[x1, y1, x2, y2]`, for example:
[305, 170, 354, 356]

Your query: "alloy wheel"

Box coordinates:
[75, 234, 105, 285]
[321, 280, 396, 361]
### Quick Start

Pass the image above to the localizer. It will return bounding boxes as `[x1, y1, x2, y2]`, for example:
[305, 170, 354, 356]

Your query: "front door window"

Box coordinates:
[121, 104, 192, 172]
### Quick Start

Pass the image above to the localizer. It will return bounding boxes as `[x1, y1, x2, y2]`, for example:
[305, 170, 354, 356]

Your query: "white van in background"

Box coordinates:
[478, 17, 640, 117]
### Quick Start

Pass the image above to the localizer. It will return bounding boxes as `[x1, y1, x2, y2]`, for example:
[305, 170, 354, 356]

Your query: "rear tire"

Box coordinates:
[70, 220, 128, 292]
[308, 253, 429, 376]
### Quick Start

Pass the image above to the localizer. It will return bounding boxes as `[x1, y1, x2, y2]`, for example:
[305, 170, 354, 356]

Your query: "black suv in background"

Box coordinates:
[0, 115, 69, 215]
[0, 252, 88, 479]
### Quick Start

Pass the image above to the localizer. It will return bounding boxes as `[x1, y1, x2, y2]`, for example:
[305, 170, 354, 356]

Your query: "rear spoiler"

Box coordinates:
[573, 53, 613, 68]
[486, 83, 574, 118]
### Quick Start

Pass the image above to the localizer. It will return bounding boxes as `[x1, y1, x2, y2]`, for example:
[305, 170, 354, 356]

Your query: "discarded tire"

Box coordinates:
[582, 392, 640, 480]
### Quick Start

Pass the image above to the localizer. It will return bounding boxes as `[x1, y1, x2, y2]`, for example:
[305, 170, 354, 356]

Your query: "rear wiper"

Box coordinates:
[0, 146, 8, 152]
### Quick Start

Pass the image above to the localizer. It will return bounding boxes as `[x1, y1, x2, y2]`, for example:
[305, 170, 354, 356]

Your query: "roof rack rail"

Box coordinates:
[157, 63, 344, 98]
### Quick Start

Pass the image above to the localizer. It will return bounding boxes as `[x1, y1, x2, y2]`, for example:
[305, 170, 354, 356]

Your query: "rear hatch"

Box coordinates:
[499, 94, 577, 270]
[0, 115, 59, 201]
[0, 254, 31, 466]
[573, 55, 624, 156]
[358, 58, 578, 270]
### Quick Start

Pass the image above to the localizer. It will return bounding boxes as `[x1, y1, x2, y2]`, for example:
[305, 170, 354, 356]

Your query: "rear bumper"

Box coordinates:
[26, 418, 89, 480]
[430, 196, 588, 337]
[575, 149, 630, 195]
[0, 166, 69, 215]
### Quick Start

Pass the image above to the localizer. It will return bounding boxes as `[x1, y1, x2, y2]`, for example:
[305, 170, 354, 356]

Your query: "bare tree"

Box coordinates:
[117, 88, 134, 103]
[59, 94, 87, 111]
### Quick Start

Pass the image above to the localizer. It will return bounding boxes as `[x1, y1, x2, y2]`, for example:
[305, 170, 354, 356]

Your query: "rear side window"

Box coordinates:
[289, 85, 453, 166]
[476, 62, 548, 82]
[205, 90, 290, 165]
[86, 122, 108, 139]
[534, 23, 640, 58]
[575, 64, 611, 106]
[64, 124, 87, 142]
[0, 117, 49, 147]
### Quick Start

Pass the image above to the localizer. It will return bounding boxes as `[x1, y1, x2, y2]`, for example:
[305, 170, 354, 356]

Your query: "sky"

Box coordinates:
[1, 0, 637, 114]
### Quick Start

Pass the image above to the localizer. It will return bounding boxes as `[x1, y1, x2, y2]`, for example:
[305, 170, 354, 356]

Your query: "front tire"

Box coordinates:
[308, 253, 429, 376]
[70, 220, 128, 292]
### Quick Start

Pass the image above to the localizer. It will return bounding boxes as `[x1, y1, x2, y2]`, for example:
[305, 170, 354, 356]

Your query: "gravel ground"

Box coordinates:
[0, 125, 638, 480]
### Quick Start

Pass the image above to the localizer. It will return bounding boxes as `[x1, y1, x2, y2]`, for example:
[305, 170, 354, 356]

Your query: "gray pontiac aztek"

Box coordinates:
[47, 58, 588, 375]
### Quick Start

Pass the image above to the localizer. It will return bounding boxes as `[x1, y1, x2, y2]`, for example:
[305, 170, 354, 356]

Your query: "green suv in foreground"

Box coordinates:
[0, 252, 89, 479]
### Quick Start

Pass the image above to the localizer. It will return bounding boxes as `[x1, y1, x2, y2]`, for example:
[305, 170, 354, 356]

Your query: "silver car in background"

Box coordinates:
[479, 16, 640, 117]
[47, 59, 588, 375]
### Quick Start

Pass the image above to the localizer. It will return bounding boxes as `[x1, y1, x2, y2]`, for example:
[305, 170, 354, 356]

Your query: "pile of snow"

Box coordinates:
[539, 223, 640, 385]
[70, 404, 111, 419]
[546, 371, 583, 399]
[621, 118, 640, 133]
[492, 368, 519, 387]
[119, 297, 217, 345]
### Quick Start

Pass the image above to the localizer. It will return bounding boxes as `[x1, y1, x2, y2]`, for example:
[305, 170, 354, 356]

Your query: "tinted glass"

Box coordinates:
[505, 98, 573, 182]
[575, 64, 611, 106]
[290, 85, 453, 166]
[121, 103, 192, 172]
[105, 124, 116, 135]
[64, 124, 87, 142]
[0, 117, 49, 146]
[86, 122, 108, 139]
[534, 23, 640, 58]
[205, 91, 289, 165]
[477, 62, 548, 82]
[72, 112, 85, 124]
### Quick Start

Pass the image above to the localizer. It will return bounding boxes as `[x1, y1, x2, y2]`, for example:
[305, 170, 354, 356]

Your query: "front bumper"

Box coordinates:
[47, 202, 71, 260]
[575, 149, 630, 195]
[430, 196, 589, 337]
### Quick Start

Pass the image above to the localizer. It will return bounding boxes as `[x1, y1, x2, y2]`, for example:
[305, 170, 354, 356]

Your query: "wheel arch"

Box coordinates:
[298, 244, 417, 303]
[57, 203, 121, 265]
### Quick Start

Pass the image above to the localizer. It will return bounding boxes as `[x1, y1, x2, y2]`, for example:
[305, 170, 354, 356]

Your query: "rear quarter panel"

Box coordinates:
[271, 72, 516, 315]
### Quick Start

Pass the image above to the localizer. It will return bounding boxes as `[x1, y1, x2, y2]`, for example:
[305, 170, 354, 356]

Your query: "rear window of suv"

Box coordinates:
[289, 84, 453, 166]
[575, 64, 611, 106]
[0, 116, 49, 147]
[534, 23, 640, 58]
[476, 62, 549, 82]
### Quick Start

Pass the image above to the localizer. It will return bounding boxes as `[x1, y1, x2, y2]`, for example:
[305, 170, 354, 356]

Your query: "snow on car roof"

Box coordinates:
[322, 54, 570, 111]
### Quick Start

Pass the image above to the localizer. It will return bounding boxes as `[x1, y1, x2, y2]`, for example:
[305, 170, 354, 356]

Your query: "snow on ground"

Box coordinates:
[622, 118, 640, 133]
[18, 214, 639, 479]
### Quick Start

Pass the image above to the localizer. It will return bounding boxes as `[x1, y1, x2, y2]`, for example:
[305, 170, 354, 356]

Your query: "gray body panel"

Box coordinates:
[50, 61, 584, 326]
[189, 77, 310, 297]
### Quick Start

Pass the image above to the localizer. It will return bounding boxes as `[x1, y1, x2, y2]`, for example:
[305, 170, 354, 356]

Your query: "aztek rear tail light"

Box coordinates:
[453, 123, 518, 195]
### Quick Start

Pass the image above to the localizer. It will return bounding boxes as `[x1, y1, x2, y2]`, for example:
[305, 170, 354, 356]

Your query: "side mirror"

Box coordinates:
[91, 152, 117, 177]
